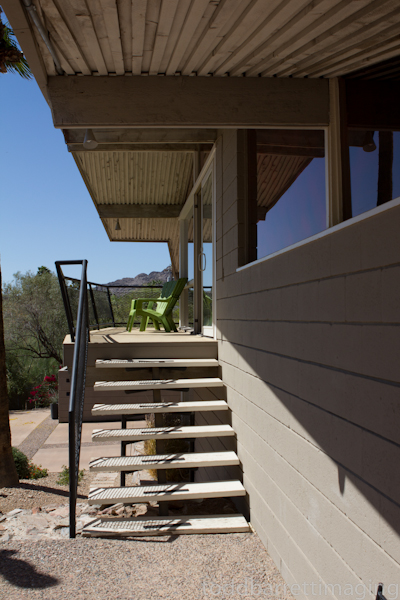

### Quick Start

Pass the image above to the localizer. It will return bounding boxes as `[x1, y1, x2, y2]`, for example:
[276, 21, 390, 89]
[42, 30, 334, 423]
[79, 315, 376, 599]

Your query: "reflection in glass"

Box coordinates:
[349, 130, 400, 218]
[256, 129, 326, 260]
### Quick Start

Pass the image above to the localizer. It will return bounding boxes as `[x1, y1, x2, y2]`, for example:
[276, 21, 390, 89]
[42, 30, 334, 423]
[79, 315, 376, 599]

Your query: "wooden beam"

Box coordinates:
[97, 204, 183, 218]
[48, 76, 329, 128]
[257, 145, 325, 157]
[64, 128, 218, 144]
[68, 143, 213, 152]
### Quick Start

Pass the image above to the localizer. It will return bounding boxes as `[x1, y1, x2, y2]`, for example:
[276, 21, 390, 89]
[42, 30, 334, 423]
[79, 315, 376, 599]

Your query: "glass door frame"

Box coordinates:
[178, 147, 216, 337]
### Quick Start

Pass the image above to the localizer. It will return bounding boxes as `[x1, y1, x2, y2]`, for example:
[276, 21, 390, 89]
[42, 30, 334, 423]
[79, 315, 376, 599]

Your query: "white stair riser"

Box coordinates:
[88, 481, 246, 505]
[89, 451, 239, 472]
[94, 377, 224, 392]
[92, 425, 234, 443]
[92, 400, 228, 415]
[82, 515, 249, 536]
[96, 359, 219, 368]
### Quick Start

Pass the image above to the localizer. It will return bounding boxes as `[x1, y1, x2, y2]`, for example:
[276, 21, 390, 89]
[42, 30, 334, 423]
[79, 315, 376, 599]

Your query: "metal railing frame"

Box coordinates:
[55, 260, 89, 539]
[56, 269, 205, 336]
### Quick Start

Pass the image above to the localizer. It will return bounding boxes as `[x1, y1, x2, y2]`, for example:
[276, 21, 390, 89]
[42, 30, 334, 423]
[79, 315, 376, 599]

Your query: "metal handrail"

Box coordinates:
[56, 269, 183, 336]
[55, 260, 89, 539]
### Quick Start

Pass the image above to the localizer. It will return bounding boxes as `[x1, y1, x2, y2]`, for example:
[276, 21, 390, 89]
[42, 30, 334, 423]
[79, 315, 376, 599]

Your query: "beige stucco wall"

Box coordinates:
[197, 130, 400, 599]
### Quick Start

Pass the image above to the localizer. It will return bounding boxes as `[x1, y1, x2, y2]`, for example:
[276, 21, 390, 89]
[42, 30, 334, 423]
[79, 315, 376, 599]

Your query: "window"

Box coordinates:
[255, 129, 326, 260]
[349, 130, 400, 218]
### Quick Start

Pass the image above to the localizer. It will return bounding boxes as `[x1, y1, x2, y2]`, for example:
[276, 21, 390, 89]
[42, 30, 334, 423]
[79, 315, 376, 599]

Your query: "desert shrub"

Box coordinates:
[12, 447, 30, 479]
[56, 465, 84, 486]
[12, 447, 48, 480]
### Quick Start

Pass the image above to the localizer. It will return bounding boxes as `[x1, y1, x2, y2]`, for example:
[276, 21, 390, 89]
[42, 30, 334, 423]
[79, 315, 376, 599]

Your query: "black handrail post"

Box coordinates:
[64, 260, 89, 539]
[106, 286, 116, 327]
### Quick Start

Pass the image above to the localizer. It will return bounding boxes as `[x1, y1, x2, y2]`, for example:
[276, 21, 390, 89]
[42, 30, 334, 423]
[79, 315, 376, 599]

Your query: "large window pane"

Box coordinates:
[256, 129, 326, 260]
[349, 130, 400, 218]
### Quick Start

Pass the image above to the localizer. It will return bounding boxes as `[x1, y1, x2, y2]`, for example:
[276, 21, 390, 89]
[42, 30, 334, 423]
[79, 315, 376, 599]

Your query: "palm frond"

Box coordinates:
[4, 56, 32, 79]
[0, 14, 32, 79]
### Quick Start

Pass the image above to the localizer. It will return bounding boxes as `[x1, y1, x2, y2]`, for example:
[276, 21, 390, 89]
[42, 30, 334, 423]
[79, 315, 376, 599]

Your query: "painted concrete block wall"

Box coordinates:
[201, 129, 400, 599]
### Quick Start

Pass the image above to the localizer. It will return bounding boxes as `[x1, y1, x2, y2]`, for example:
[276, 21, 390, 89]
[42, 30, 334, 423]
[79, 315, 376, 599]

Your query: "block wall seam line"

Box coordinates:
[218, 344, 400, 389]
[238, 433, 400, 564]
[228, 367, 400, 455]
[223, 262, 400, 297]
[218, 318, 400, 327]
[249, 515, 312, 600]
[232, 400, 400, 515]
[249, 491, 364, 600]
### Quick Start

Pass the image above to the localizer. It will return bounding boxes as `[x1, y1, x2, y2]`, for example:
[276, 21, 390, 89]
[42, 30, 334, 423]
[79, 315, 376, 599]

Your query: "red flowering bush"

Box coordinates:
[28, 374, 58, 408]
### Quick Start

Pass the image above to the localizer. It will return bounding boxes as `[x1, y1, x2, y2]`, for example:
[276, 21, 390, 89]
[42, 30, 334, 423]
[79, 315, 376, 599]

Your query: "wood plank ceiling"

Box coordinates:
[21, 0, 400, 271]
[30, 0, 400, 78]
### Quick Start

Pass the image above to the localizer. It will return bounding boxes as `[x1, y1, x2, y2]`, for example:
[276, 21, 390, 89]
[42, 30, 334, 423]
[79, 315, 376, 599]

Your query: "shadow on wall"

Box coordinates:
[217, 325, 400, 551]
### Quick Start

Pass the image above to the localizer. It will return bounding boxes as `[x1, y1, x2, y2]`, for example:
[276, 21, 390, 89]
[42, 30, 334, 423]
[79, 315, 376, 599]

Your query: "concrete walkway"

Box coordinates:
[9, 409, 50, 447]
[31, 421, 141, 472]
[9, 410, 143, 472]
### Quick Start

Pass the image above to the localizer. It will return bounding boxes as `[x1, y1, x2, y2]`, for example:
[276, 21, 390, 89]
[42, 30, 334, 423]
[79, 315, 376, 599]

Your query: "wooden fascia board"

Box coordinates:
[65, 129, 218, 144]
[98, 205, 183, 219]
[2, 0, 49, 101]
[68, 143, 212, 152]
[48, 76, 329, 128]
[99, 204, 212, 219]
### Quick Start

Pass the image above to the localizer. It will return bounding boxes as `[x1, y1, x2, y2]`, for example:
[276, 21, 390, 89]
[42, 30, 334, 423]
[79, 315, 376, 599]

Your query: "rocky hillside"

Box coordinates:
[99, 266, 173, 295]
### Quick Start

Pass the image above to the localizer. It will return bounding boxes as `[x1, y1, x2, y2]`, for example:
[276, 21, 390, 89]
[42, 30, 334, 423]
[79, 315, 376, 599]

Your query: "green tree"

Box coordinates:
[3, 269, 67, 365]
[0, 8, 32, 485]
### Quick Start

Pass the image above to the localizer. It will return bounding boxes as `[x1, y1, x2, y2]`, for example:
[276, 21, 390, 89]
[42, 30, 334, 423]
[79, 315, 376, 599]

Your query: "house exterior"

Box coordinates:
[4, 0, 400, 597]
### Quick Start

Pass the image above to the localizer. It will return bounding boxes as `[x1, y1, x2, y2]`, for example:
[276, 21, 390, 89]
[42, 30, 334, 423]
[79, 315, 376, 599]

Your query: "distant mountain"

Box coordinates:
[98, 266, 173, 296]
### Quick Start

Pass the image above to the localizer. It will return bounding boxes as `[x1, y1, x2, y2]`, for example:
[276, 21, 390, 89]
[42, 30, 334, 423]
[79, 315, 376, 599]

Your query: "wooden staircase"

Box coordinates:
[82, 353, 249, 537]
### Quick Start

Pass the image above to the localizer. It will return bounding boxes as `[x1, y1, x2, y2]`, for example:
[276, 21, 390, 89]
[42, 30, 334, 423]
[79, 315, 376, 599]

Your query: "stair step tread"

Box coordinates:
[92, 425, 235, 442]
[92, 400, 228, 415]
[88, 480, 246, 504]
[89, 451, 239, 471]
[94, 378, 224, 391]
[82, 514, 249, 537]
[96, 358, 219, 368]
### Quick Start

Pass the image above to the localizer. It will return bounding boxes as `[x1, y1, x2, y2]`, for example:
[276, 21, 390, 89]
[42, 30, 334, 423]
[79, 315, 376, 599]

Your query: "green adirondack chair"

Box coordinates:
[126, 277, 188, 332]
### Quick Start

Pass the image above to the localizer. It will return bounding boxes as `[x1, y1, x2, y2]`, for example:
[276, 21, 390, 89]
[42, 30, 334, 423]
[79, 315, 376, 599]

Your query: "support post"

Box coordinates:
[193, 191, 203, 335]
[179, 218, 189, 328]
[327, 78, 352, 227]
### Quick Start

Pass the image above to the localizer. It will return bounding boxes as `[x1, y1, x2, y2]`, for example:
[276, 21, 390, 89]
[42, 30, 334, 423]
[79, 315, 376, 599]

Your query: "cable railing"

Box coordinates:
[55, 260, 89, 539]
[55, 267, 212, 337]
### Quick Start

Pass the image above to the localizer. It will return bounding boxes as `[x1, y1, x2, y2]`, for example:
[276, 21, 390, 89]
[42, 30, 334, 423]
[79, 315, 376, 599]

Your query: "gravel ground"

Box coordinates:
[0, 535, 294, 600]
[2, 413, 295, 599]
[0, 472, 94, 514]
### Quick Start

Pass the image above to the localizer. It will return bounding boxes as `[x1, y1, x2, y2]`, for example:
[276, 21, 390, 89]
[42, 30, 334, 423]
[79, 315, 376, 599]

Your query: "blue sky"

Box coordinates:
[0, 74, 171, 285]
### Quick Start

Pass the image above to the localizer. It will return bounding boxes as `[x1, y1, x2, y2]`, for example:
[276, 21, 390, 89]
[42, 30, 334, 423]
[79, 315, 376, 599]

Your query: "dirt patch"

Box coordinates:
[0, 471, 95, 514]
